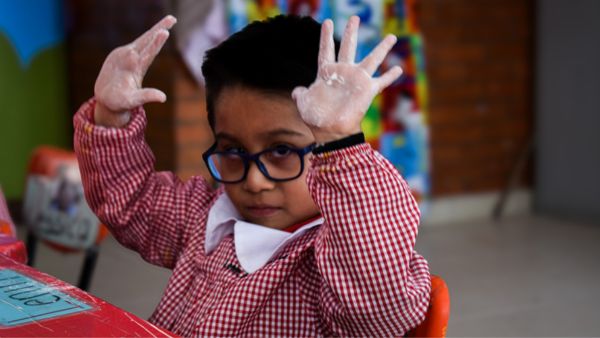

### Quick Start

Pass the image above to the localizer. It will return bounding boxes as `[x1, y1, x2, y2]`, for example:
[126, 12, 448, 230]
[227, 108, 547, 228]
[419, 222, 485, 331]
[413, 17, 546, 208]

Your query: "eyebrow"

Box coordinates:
[215, 132, 239, 143]
[215, 129, 306, 142]
[260, 128, 307, 139]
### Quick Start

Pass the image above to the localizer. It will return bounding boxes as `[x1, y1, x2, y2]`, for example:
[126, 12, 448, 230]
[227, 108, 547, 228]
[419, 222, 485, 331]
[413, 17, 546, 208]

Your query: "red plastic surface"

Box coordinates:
[0, 236, 27, 264]
[0, 255, 178, 337]
[0, 187, 16, 237]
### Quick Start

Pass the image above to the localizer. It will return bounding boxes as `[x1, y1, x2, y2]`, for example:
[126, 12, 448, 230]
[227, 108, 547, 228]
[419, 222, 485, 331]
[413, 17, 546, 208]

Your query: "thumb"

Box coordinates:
[131, 88, 167, 107]
[291, 86, 308, 103]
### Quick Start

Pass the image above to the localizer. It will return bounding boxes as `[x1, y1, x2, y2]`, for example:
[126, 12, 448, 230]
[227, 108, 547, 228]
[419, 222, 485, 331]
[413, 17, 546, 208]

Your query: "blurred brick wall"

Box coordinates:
[66, 0, 212, 181]
[417, 0, 534, 195]
[172, 63, 213, 181]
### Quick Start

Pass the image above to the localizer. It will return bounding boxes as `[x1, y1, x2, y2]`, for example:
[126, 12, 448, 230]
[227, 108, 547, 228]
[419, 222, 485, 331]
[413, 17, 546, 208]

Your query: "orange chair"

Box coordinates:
[406, 275, 450, 337]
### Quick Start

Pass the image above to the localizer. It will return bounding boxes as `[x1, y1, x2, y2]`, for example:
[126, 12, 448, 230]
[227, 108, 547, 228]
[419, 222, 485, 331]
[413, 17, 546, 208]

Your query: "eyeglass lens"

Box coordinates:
[207, 148, 302, 182]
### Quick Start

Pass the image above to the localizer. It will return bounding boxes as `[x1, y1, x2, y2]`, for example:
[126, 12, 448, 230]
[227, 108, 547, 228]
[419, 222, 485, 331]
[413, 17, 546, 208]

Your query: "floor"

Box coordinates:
[415, 214, 600, 336]
[19, 213, 600, 336]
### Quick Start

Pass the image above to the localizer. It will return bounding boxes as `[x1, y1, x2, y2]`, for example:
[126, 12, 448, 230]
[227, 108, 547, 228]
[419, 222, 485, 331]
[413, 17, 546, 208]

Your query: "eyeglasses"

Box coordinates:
[202, 143, 315, 184]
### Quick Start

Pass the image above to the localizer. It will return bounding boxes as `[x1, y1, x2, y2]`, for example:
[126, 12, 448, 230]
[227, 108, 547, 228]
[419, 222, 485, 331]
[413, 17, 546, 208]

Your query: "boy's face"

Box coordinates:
[213, 86, 320, 229]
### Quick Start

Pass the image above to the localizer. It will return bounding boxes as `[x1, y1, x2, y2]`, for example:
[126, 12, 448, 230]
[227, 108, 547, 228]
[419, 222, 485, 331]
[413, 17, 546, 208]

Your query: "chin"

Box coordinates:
[245, 215, 287, 230]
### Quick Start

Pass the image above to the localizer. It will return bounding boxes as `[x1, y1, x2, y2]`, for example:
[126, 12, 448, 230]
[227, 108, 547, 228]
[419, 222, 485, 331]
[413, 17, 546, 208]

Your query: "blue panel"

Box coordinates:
[0, 0, 64, 67]
[0, 269, 92, 327]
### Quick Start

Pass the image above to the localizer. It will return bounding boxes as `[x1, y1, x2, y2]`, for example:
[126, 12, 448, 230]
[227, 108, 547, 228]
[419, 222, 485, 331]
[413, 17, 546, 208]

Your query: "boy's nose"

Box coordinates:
[242, 162, 275, 193]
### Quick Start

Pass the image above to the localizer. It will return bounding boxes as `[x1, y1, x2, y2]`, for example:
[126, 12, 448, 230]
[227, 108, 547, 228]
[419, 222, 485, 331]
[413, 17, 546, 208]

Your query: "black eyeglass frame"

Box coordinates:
[202, 143, 316, 184]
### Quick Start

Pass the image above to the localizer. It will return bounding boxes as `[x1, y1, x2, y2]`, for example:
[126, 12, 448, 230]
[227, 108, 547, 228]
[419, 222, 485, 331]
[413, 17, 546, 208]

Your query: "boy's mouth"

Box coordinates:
[246, 205, 281, 217]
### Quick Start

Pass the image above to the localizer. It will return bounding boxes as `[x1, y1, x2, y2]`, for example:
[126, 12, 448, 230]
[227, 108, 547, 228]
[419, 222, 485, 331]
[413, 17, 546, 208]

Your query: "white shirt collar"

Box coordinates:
[205, 194, 323, 273]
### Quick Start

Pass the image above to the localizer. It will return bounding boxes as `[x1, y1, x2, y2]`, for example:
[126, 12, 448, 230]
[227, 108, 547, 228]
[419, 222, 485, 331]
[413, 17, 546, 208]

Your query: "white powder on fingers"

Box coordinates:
[325, 72, 345, 86]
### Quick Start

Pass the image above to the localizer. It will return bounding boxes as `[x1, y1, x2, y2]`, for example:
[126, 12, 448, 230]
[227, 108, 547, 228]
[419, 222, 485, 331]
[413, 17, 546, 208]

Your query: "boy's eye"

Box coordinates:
[268, 145, 293, 158]
[220, 146, 245, 154]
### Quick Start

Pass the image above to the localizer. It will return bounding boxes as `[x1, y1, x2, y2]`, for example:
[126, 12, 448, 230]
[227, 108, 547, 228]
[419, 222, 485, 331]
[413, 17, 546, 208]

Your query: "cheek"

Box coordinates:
[298, 160, 313, 194]
[224, 185, 242, 205]
[284, 174, 318, 211]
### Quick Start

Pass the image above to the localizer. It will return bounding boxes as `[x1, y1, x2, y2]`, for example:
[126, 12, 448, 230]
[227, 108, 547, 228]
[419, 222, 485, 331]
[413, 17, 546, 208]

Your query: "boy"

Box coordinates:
[74, 14, 431, 337]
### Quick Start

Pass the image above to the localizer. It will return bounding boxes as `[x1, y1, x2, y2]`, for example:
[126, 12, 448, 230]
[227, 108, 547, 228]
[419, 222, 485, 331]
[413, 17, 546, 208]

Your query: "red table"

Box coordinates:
[0, 253, 178, 337]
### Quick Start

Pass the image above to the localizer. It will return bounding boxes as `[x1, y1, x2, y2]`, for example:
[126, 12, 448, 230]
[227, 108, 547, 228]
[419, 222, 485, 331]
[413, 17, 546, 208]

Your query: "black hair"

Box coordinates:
[202, 15, 337, 130]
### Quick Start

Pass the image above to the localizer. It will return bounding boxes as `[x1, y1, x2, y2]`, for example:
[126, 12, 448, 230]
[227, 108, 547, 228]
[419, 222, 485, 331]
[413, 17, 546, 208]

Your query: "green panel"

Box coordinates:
[0, 33, 69, 199]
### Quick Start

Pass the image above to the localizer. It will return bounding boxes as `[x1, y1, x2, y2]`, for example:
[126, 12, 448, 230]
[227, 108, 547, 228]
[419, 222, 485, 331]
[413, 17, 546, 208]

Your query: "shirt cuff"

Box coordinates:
[310, 142, 372, 168]
[73, 98, 147, 146]
[312, 132, 365, 155]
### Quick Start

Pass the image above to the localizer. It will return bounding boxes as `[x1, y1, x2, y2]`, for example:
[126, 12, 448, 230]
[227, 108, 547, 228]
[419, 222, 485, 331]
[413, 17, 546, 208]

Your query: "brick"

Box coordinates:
[483, 43, 531, 61]
[175, 96, 207, 123]
[426, 44, 487, 63]
[173, 63, 205, 100]
[175, 121, 213, 146]
[176, 144, 207, 168]
[427, 101, 530, 126]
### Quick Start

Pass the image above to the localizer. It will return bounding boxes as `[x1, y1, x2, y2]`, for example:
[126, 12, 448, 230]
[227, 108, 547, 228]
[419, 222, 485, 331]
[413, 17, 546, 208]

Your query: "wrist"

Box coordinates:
[94, 101, 131, 128]
[312, 132, 365, 155]
[311, 127, 362, 144]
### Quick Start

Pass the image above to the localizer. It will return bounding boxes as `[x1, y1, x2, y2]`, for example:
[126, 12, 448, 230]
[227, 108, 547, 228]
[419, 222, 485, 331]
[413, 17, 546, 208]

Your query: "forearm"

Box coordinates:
[94, 100, 131, 128]
[74, 98, 213, 267]
[309, 143, 430, 336]
[74, 98, 153, 227]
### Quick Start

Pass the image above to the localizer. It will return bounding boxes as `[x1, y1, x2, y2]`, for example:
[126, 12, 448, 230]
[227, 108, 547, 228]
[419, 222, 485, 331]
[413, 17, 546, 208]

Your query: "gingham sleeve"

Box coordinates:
[308, 143, 432, 337]
[73, 98, 215, 269]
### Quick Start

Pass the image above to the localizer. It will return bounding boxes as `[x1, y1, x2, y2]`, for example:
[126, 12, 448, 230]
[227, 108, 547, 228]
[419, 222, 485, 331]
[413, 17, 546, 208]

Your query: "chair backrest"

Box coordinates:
[23, 146, 108, 252]
[406, 275, 450, 337]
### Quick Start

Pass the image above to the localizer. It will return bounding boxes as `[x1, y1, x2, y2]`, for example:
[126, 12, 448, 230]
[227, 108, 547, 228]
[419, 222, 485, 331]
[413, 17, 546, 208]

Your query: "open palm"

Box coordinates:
[94, 16, 176, 125]
[293, 16, 402, 139]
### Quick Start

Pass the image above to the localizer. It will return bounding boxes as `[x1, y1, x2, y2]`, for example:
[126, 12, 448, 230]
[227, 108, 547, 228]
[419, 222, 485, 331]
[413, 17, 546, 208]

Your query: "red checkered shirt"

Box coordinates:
[74, 99, 431, 337]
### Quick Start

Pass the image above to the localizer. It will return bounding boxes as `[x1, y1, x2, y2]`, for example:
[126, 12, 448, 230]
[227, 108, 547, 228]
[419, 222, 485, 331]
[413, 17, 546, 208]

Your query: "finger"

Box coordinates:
[131, 88, 167, 106]
[375, 66, 403, 92]
[318, 19, 335, 68]
[139, 29, 170, 71]
[338, 16, 359, 63]
[359, 34, 397, 75]
[132, 15, 177, 52]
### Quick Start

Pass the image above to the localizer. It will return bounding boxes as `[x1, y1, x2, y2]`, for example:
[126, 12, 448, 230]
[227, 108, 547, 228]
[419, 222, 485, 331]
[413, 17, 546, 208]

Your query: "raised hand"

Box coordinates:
[94, 15, 177, 128]
[292, 16, 402, 143]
